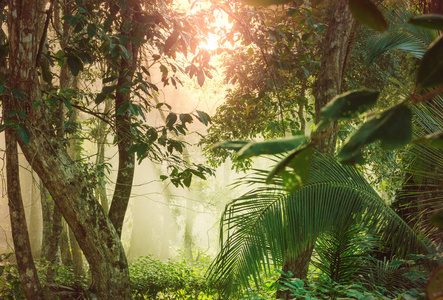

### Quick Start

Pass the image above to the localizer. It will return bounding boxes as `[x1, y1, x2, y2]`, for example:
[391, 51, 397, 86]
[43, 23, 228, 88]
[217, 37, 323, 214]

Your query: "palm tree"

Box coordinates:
[208, 154, 429, 298]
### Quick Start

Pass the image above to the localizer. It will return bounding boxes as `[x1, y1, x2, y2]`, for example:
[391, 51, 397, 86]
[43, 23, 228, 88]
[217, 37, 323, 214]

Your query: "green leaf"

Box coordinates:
[102, 85, 116, 95]
[67, 54, 83, 77]
[196, 110, 211, 126]
[349, 0, 388, 32]
[116, 103, 130, 115]
[103, 74, 119, 84]
[0, 82, 4, 94]
[267, 146, 313, 192]
[87, 23, 97, 38]
[338, 103, 412, 164]
[166, 112, 177, 127]
[179, 113, 193, 125]
[212, 140, 250, 151]
[320, 89, 379, 124]
[409, 14, 443, 30]
[429, 210, 443, 228]
[95, 93, 107, 104]
[417, 35, 443, 89]
[237, 136, 308, 160]
[15, 124, 31, 145]
[160, 175, 168, 181]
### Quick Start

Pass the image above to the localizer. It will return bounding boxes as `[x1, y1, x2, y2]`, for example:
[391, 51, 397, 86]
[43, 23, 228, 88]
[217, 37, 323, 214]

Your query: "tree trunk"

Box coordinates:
[108, 4, 139, 237]
[276, 246, 315, 300]
[8, 1, 132, 298]
[278, 1, 357, 298]
[5, 128, 45, 300]
[312, 0, 356, 155]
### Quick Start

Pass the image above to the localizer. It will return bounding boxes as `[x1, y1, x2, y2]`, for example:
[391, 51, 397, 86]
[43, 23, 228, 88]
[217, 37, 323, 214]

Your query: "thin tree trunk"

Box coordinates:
[108, 4, 140, 237]
[5, 128, 45, 300]
[312, 0, 356, 155]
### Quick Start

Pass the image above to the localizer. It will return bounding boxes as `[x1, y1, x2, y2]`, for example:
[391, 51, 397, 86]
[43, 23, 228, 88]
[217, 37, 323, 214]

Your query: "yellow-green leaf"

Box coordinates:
[349, 0, 388, 32]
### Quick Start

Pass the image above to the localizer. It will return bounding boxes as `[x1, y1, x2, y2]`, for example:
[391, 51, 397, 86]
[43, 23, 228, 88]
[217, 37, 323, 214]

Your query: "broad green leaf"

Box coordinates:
[320, 89, 379, 124]
[409, 14, 443, 30]
[102, 85, 116, 95]
[429, 210, 443, 228]
[166, 112, 177, 127]
[180, 113, 193, 125]
[196, 110, 211, 126]
[417, 35, 443, 89]
[87, 23, 97, 38]
[67, 54, 83, 77]
[212, 140, 249, 151]
[339, 103, 412, 164]
[267, 146, 313, 192]
[349, 0, 388, 32]
[237, 136, 308, 160]
[242, 0, 291, 7]
[16, 124, 31, 145]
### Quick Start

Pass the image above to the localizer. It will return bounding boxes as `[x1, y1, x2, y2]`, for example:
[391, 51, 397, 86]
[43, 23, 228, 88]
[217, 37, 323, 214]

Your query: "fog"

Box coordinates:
[0, 59, 247, 264]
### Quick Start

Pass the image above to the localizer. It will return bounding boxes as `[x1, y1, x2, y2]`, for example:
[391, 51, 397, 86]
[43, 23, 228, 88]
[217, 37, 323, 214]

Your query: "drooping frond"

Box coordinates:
[366, 6, 438, 64]
[208, 154, 429, 296]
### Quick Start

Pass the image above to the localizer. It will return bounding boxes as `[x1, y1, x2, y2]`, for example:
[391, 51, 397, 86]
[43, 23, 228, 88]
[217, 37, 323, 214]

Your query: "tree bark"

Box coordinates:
[313, 0, 356, 155]
[5, 127, 45, 300]
[8, 1, 132, 298]
[108, 4, 139, 237]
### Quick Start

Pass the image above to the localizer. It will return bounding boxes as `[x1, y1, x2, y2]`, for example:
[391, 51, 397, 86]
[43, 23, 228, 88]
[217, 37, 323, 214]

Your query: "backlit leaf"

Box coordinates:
[266, 145, 313, 192]
[349, 0, 388, 32]
[164, 31, 179, 52]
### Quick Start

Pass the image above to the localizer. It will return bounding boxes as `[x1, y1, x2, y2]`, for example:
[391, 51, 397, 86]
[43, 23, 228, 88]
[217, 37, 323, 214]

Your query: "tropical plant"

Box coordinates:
[207, 153, 429, 297]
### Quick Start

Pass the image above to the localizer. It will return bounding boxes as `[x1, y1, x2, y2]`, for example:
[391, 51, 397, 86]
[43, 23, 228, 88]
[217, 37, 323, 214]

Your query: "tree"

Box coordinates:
[3, 0, 214, 298]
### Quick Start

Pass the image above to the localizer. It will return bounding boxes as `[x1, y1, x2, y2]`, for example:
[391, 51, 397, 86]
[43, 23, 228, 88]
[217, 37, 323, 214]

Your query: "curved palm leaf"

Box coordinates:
[366, 6, 437, 64]
[208, 154, 429, 296]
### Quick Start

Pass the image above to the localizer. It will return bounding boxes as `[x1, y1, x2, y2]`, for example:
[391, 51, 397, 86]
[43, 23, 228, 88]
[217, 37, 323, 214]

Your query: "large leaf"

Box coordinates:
[338, 103, 412, 164]
[266, 145, 313, 192]
[349, 0, 388, 32]
[409, 15, 443, 30]
[237, 136, 308, 160]
[320, 89, 379, 124]
[417, 35, 443, 89]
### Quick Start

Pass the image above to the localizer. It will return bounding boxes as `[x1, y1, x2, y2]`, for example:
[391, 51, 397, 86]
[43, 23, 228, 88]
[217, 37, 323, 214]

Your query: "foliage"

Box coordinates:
[207, 153, 428, 297]
[129, 255, 219, 299]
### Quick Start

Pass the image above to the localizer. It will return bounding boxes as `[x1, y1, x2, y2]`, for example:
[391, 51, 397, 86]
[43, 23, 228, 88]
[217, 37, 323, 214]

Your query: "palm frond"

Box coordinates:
[208, 154, 429, 296]
[366, 6, 437, 64]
